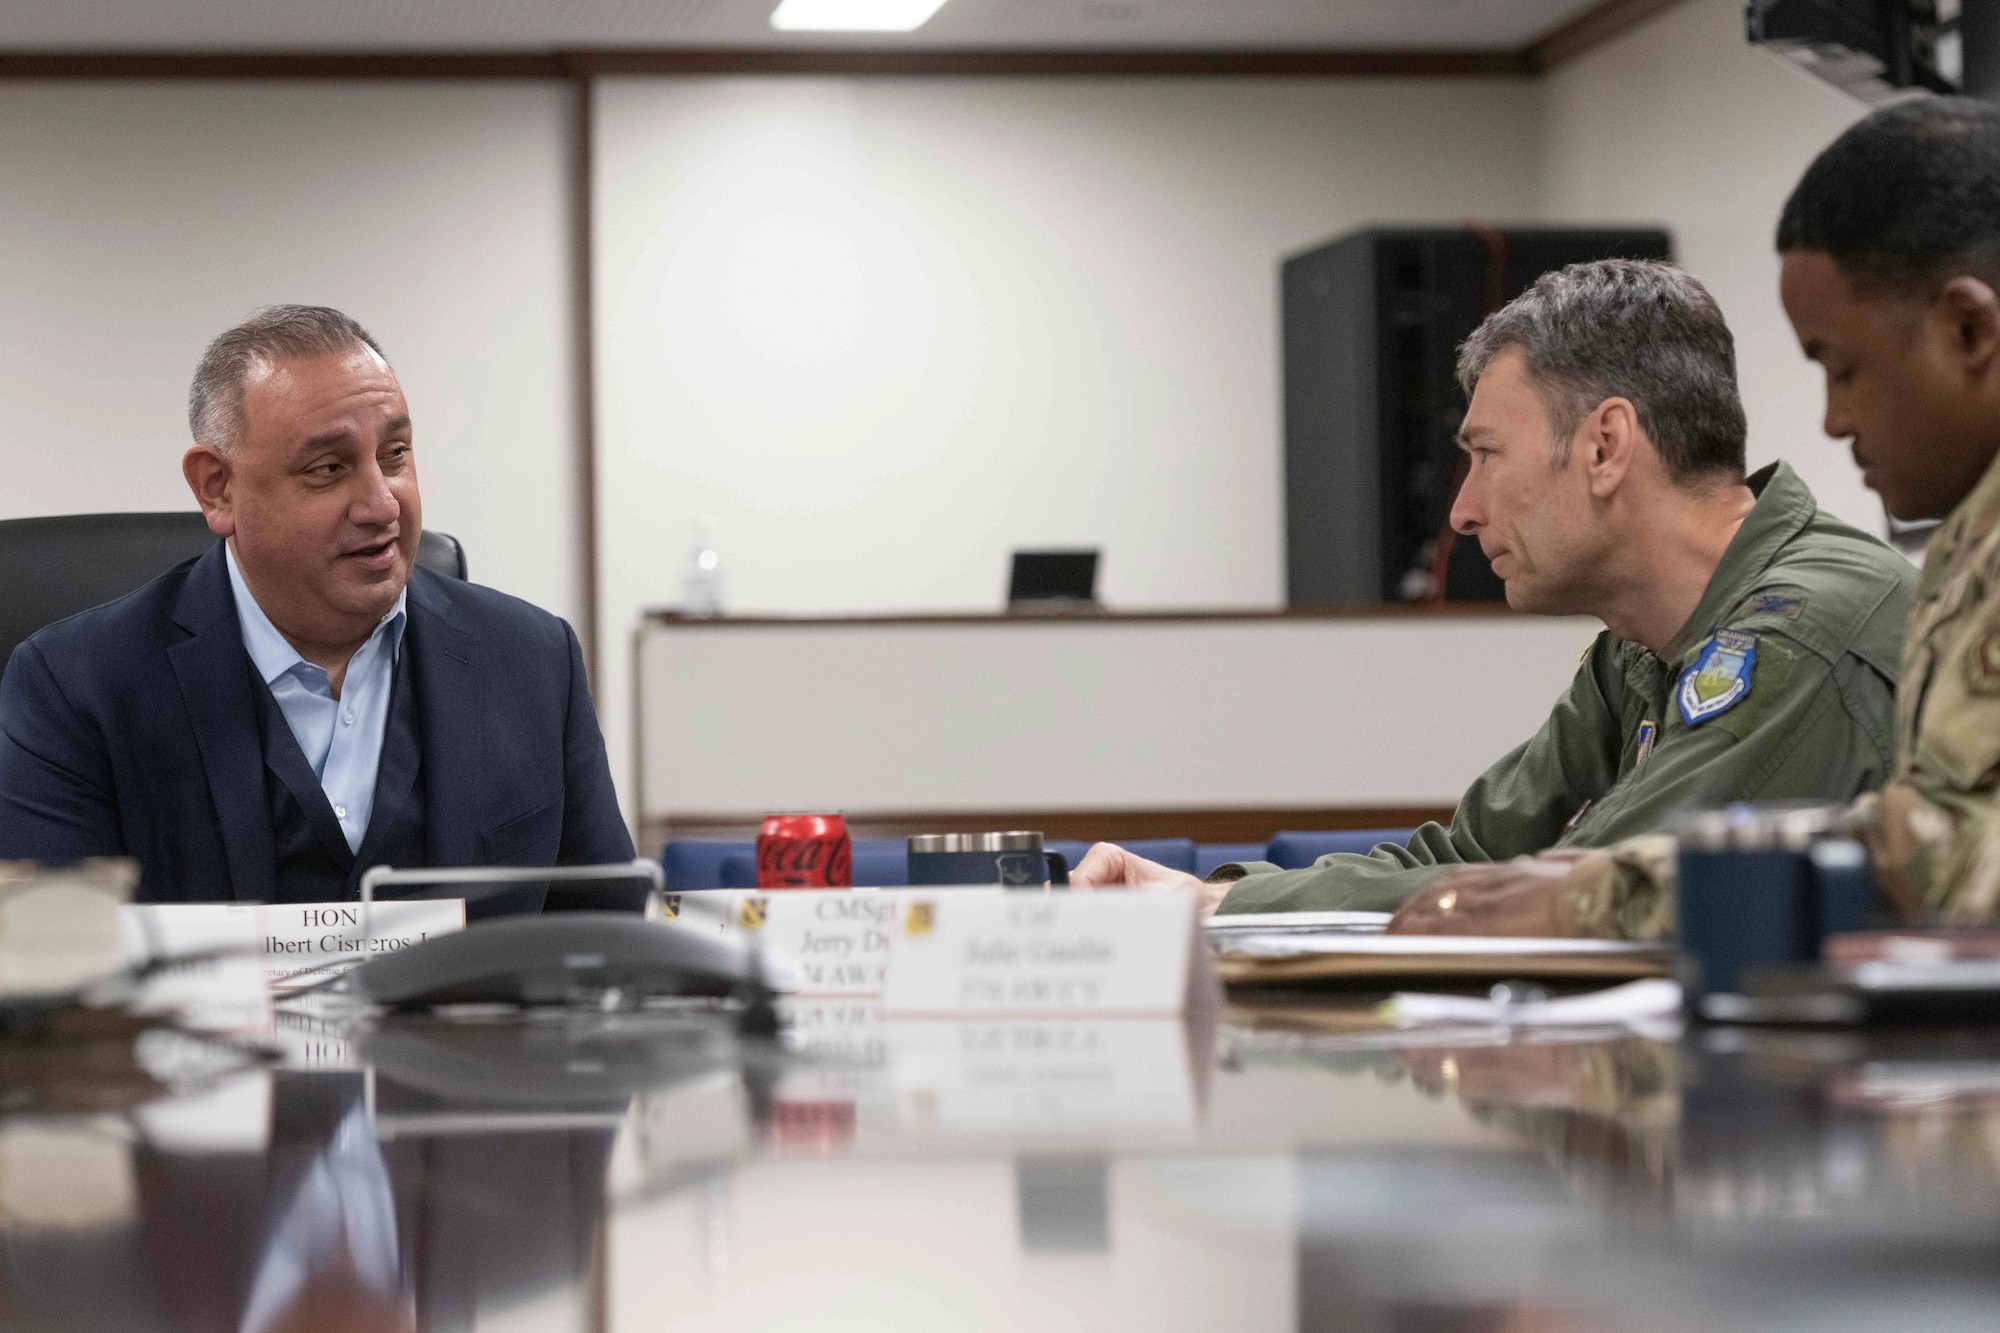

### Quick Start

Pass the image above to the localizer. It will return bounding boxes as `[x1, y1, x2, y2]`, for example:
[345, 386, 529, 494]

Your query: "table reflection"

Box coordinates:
[6, 1002, 2000, 1330]
[237, 1079, 412, 1333]
[1275, 1025, 2000, 1331]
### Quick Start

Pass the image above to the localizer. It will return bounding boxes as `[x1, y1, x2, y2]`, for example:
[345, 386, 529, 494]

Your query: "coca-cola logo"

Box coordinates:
[758, 836, 852, 887]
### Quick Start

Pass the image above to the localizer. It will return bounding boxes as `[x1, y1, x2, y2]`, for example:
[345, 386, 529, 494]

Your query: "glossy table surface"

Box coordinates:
[8, 997, 2000, 1331]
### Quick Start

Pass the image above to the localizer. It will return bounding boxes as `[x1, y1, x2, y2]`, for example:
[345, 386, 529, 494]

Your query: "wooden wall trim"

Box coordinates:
[0, 48, 1533, 81]
[642, 805, 1454, 847]
[1526, 0, 1692, 73]
[641, 604, 1517, 629]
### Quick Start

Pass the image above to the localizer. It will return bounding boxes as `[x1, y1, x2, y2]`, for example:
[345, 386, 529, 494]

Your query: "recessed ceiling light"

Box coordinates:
[769, 0, 951, 33]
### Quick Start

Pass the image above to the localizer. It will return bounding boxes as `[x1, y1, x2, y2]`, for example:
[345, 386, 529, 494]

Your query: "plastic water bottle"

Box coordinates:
[681, 517, 724, 618]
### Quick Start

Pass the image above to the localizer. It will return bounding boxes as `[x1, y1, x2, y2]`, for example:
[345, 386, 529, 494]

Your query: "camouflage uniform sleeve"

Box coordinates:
[1860, 557, 2000, 919]
[1547, 834, 1680, 941]
[1215, 634, 1625, 914]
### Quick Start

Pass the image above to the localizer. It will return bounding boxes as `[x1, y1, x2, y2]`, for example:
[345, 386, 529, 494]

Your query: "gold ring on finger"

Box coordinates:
[1437, 890, 1458, 914]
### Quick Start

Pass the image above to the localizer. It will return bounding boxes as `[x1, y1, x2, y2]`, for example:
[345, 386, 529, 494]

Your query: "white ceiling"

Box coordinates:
[0, 0, 1604, 54]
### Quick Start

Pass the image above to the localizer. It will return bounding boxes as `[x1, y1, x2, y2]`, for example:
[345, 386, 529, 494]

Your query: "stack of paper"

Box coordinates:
[1389, 977, 1682, 1027]
[1204, 911, 1389, 943]
[1213, 931, 1673, 985]
[0, 860, 135, 999]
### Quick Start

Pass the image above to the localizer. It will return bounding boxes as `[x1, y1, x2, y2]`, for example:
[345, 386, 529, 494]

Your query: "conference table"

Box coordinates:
[6, 996, 2000, 1330]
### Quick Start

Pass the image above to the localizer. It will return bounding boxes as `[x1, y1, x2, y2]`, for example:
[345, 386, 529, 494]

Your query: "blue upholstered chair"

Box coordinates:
[849, 838, 911, 887]
[1265, 829, 1415, 869]
[1195, 843, 1269, 878]
[660, 839, 753, 891]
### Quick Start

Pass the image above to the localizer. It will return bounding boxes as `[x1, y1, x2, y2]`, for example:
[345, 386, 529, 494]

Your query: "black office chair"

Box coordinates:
[0, 512, 467, 677]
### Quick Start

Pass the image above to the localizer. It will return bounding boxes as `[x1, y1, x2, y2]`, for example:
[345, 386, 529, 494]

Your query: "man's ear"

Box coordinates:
[1579, 396, 1641, 499]
[182, 445, 236, 538]
[1935, 275, 2000, 380]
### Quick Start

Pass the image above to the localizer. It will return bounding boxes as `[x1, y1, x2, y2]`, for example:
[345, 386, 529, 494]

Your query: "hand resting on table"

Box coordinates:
[1387, 850, 1610, 937]
[1068, 842, 1232, 917]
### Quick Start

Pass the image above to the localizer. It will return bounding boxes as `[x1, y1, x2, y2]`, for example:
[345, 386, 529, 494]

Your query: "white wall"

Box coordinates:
[0, 82, 582, 624]
[594, 75, 1544, 812]
[0, 50, 1891, 827]
[636, 615, 1599, 821]
[1537, 0, 1875, 534]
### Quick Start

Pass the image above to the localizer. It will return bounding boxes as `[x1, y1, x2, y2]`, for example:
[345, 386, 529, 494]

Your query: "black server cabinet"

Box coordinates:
[1282, 226, 1673, 607]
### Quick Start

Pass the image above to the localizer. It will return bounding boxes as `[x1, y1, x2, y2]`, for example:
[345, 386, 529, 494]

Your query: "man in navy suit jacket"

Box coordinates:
[0, 305, 633, 904]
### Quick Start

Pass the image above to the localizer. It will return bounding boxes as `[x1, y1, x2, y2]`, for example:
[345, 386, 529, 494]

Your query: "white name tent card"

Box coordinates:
[660, 887, 1215, 1015]
[122, 898, 466, 992]
[658, 889, 900, 996]
[882, 889, 1208, 1016]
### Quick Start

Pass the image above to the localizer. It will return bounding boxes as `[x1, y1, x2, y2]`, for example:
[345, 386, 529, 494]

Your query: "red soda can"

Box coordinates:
[756, 813, 852, 888]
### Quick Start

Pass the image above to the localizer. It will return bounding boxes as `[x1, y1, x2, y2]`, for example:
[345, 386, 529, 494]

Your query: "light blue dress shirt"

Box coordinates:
[225, 544, 408, 854]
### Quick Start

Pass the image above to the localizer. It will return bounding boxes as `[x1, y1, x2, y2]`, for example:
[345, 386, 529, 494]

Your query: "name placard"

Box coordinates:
[659, 890, 897, 995]
[122, 899, 466, 992]
[660, 889, 1214, 1015]
[882, 890, 1207, 1017]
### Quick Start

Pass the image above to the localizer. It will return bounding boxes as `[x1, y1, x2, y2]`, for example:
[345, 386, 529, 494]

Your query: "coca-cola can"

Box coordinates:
[756, 813, 852, 889]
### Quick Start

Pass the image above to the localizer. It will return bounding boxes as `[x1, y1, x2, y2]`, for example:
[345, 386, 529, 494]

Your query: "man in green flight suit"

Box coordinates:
[1072, 259, 1917, 915]
[1391, 98, 2000, 939]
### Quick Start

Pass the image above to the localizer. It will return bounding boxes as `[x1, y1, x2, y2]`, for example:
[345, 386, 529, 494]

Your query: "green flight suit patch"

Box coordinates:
[1701, 637, 1794, 742]
[1678, 629, 1758, 726]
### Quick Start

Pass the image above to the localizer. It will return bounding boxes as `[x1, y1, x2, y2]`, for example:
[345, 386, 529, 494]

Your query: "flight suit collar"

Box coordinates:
[1661, 461, 1815, 666]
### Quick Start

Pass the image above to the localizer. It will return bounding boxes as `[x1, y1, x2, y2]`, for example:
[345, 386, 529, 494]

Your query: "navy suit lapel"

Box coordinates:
[249, 678, 356, 871]
[349, 645, 422, 886]
[406, 571, 480, 867]
[166, 545, 277, 903]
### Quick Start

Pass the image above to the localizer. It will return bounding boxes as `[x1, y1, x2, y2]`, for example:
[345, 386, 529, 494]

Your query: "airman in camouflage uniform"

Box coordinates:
[1860, 457, 2000, 919]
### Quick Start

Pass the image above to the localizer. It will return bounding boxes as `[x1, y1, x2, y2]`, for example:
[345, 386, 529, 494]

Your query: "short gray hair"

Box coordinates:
[188, 305, 389, 454]
[1456, 259, 1747, 483]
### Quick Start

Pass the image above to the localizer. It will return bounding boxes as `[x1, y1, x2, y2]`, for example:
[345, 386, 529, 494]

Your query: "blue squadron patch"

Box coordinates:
[1677, 629, 1757, 727]
[1634, 720, 1658, 767]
